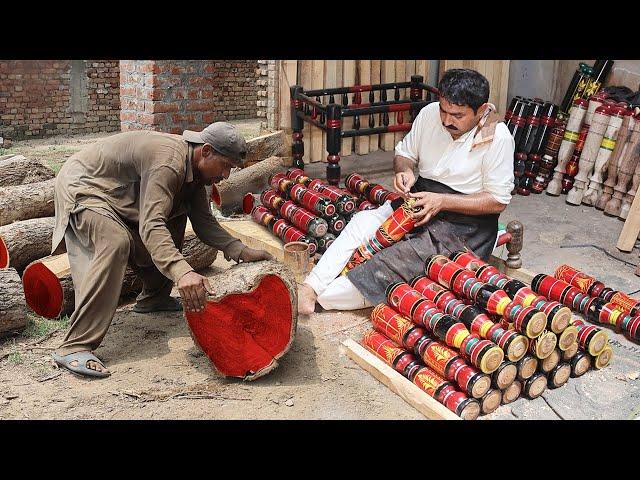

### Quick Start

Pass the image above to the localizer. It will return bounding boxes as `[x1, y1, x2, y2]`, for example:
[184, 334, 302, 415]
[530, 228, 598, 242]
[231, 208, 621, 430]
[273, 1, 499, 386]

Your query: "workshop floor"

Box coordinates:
[1, 146, 639, 420]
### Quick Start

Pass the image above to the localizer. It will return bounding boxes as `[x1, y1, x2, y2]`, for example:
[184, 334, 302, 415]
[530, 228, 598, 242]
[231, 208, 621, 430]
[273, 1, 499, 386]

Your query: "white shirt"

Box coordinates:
[395, 101, 515, 204]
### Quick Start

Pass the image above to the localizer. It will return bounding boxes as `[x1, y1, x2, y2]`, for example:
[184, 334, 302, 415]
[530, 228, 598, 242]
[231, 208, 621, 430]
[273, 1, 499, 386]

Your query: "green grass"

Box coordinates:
[21, 315, 69, 339]
[8, 351, 23, 365]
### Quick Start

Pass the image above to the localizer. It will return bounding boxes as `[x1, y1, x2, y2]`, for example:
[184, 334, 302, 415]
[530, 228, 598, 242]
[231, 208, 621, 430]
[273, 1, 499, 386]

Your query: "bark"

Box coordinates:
[0, 178, 56, 226]
[0, 268, 30, 335]
[0, 155, 55, 187]
[0, 217, 55, 272]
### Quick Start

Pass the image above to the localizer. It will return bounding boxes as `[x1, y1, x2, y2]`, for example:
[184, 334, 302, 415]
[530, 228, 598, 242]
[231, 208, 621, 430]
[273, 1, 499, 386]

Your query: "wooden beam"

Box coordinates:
[617, 189, 640, 252]
[488, 256, 536, 284]
[277, 60, 298, 132]
[355, 60, 371, 155]
[219, 220, 285, 262]
[299, 61, 312, 165]
[369, 60, 381, 152]
[341, 60, 356, 157]
[310, 60, 325, 163]
[324, 60, 340, 165]
[341, 338, 460, 420]
[380, 61, 396, 151]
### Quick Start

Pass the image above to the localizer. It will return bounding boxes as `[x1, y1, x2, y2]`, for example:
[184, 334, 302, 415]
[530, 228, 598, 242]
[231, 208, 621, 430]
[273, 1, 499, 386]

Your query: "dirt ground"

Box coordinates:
[2, 129, 640, 420]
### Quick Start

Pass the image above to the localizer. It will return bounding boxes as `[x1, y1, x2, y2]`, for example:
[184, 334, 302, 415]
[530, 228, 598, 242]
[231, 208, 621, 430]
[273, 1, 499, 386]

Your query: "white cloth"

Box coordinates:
[394, 101, 515, 204]
[305, 202, 394, 310]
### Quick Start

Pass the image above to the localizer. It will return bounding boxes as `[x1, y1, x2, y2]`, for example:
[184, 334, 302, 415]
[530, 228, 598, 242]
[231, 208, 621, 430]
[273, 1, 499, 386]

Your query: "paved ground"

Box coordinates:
[1, 139, 639, 420]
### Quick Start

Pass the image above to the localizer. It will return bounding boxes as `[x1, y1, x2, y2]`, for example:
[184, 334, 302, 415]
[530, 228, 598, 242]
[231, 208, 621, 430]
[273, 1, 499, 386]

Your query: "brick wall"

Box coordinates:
[257, 60, 277, 130]
[120, 60, 259, 134]
[0, 60, 120, 140]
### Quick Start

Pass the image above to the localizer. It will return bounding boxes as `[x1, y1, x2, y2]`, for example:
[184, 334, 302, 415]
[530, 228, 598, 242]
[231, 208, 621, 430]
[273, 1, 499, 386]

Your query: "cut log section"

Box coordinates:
[0, 268, 30, 336]
[244, 131, 286, 167]
[209, 156, 285, 216]
[0, 217, 55, 272]
[184, 260, 297, 381]
[0, 155, 55, 187]
[21, 227, 218, 319]
[0, 177, 56, 227]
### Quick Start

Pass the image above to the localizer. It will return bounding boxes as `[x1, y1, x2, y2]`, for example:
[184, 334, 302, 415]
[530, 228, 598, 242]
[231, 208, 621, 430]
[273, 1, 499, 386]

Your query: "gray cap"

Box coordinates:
[183, 122, 247, 165]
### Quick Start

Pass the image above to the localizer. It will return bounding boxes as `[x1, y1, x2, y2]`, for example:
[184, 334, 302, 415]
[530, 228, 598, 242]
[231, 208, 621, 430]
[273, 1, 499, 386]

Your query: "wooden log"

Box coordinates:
[244, 131, 286, 167]
[342, 338, 460, 420]
[21, 227, 218, 319]
[0, 177, 55, 227]
[209, 156, 285, 216]
[185, 260, 297, 381]
[0, 268, 30, 336]
[0, 155, 55, 187]
[0, 217, 55, 272]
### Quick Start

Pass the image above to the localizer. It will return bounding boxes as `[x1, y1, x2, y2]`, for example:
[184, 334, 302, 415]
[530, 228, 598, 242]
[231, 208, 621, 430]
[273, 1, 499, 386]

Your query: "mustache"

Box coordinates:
[443, 123, 458, 130]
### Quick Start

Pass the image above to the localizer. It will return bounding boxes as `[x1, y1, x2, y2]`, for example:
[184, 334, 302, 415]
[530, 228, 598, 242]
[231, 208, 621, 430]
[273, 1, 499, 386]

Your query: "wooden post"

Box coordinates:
[277, 60, 298, 132]
[394, 60, 407, 145]
[299, 61, 312, 165]
[310, 60, 325, 163]
[380, 60, 396, 151]
[616, 189, 640, 252]
[341, 60, 356, 157]
[369, 60, 381, 152]
[355, 60, 371, 155]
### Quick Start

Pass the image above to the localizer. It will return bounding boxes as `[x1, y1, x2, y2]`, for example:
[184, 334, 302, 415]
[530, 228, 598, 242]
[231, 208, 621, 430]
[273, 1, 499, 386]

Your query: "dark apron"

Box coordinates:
[347, 177, 498, 306]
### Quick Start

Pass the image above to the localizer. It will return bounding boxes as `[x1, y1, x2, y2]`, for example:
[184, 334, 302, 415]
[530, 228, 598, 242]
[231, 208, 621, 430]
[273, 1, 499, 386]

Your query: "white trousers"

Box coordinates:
[304, 201, 394, 310]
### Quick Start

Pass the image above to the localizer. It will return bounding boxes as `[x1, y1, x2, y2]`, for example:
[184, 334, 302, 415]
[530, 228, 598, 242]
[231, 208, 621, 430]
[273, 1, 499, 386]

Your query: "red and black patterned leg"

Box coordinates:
[410, 75, 423, 122]
[290, 85, 305, 169]
[326, 103, 342, 186]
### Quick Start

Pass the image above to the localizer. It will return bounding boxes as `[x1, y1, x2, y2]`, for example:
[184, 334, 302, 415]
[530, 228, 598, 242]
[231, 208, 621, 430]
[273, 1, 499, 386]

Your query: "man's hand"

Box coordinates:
[394, 170, 415, 195]
[409, 191, 444, 227]
[177, 271, 214, 313]
[240, 247, 273, 263]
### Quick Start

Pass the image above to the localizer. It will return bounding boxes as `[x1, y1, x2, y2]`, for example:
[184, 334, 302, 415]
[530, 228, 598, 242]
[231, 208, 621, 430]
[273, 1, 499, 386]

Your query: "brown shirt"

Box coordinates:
[52, 130, 246, 282]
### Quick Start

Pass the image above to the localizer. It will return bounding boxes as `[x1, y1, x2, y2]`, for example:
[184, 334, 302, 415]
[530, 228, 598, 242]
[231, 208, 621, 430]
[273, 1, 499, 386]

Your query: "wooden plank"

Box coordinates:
[394, 60, 407, 145]
[355, 60, 371, 155]
[219, 220, 285, 261]
[617, 190, 640, 252]
[341, 60, 356, 157]
[299, 61, 312, 165]
[380, 60, 396, 151]
[415, 60, 429, 84]
[369, 60, 381, 152]
[488, 256, 536, 285]
[342, 338, 460, 420]
[310, 60, 325, 163]
[277, 60, 298, 132]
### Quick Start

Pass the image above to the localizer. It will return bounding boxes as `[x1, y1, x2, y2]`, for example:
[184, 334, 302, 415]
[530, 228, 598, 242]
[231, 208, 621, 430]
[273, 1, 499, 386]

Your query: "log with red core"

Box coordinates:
[184, 260, 297, 381]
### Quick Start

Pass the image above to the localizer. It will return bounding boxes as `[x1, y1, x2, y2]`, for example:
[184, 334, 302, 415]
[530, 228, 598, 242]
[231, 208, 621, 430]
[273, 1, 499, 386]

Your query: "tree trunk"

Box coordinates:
[185, 260, 298, 381]
[245, 131, 286, 166]
[0, 217, 55, 272]
[209, 156, 284, 216]
[0, 155, 55, 187]
[0, 178, 56, 227]
[21, 228, 218, 319]
[0, 268, 30, 336]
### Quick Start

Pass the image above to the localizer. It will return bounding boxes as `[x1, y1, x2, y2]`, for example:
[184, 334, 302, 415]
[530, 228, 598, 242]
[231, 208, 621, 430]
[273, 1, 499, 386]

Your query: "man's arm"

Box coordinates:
[409, 190, 506, 227]
[189, 184, 273, 263]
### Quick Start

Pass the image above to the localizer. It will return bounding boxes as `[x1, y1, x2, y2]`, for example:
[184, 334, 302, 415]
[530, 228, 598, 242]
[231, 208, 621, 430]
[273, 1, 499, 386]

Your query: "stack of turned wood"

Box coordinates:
[361, 252, 615, 420]
[250, 169, 400, 256]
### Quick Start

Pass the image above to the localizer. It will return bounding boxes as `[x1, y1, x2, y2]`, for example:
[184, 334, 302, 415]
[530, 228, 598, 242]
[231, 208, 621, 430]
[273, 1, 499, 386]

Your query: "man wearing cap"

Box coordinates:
[50, 122, 273, 378]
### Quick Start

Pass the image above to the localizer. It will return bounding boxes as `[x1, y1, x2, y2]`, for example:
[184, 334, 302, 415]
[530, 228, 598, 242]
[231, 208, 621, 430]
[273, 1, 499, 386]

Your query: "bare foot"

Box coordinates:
[298, 283, 317, 316]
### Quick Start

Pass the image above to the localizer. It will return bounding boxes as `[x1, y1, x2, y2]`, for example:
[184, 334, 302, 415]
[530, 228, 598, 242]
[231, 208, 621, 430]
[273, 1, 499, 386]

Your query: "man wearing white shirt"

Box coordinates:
[298, 69, 515, 315]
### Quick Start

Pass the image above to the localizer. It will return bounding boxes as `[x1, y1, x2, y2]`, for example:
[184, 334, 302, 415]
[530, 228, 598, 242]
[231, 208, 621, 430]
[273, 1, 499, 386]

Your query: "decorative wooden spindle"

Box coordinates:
[286, 168, 313, 186]
[527, 329, 558, 359]
[559, 63, 591, 114]
[566, 104, 611, 205]
[370, 304, 491, 399]
[409, 276, 529, 362]
[279, 200, 328, 238]
[326, 213, 346, 235]
[491, 360, 518, 390]
[342, 199, 416, 275]
[523, 372, 547, 399]
[271, 217, 318, 255]
[516, 354, 538, 381]
[571, 317, 609, 356]
[596, 112, 633, 210]
[260, 189, 286, 212]
[547, 362, 572, 389]
[479, 389, 503, 415]
[619, 148, 640, 220]
[570, 350, 591, 377]
[592, 344, 614, 369]
[538, 347, 562, 374]
[270, 172, 295, 197]
[506, 220, 524, 269]
[382, 284, 504, 374]
[583, 106, 630, 205]
[306, 180, 356, 214]
[561, 342, 579, 361]
[425, 255, 547, 340]
[361, 329, 481, 420]
[345, 172, 370, 196]
[315, 233, 336, 254]
[562, 123, 588, 193]
[289, 183, 336, 218]
[501, 379, 523, 404]
[450, 250, 572, 336]
[547, 98, 588, 195]
[604, 114, 640, 216]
